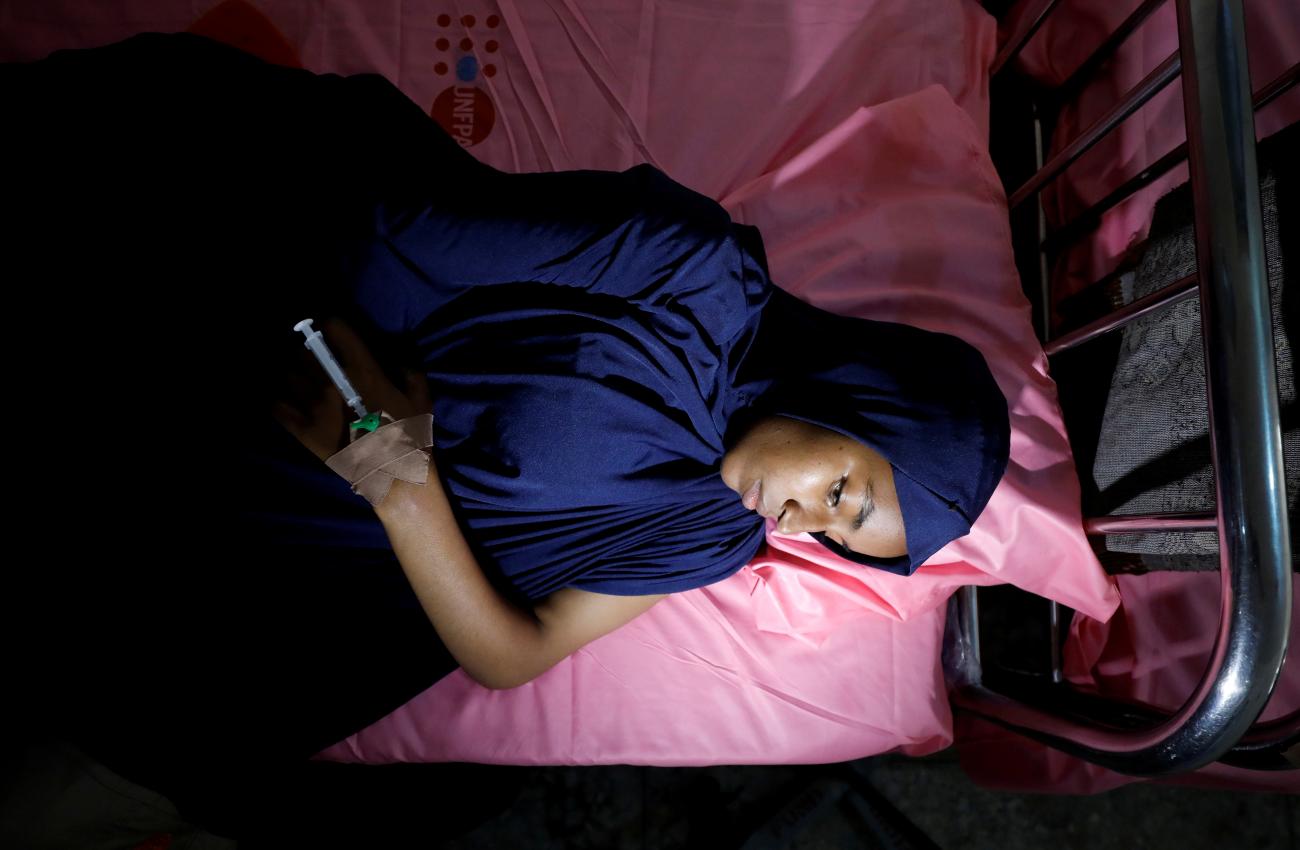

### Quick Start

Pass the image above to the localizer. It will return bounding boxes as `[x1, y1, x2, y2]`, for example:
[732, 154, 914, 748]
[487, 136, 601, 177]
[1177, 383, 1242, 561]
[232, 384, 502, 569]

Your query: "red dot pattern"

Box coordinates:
[434, 11, 503, 74]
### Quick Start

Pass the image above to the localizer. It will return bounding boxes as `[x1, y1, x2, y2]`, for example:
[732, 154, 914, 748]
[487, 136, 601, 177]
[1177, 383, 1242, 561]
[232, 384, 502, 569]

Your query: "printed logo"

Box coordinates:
[429, 12, 500, 147]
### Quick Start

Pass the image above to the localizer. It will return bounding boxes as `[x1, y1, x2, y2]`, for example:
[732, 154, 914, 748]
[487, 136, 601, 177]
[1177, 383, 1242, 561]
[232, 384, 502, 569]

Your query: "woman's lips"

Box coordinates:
[742, 479, 762, 511]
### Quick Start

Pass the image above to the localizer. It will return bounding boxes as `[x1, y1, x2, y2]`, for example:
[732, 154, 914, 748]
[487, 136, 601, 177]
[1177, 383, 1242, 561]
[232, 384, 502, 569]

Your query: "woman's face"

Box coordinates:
[721, 416, 907, 558]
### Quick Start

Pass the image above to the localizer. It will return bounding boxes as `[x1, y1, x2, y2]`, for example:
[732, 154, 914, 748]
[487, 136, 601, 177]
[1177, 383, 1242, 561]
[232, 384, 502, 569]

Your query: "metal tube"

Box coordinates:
[1253, 60, 1300, 112]
[1047, 0, 1170, 112]
[1044, 62, 1298, 255]
[953, 667, 1299, 771]
[1008, 51, 1181, 209]
[1235, 708, 1300, 748]
[1083, 511, 1217, 535]
[1044, 273, 1198, 356]
[1033, 106, 1051, 342]
[991, 0, 1065, 77]
[965, 586, 981, 677]
[1176, 0, 1293, 768]
[1045, 143, 1190, 255]
[1049, 601, 1063, 684]
[942, 586, 983, 689]
[953, 0, 1292, 776]
[1220, 709, 1300, 770]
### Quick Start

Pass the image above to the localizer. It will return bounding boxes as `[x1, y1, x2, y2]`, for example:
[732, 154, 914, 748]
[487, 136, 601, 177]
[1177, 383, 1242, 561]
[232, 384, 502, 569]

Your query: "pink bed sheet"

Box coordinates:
[2, 0, 1119, 766]
[958, 572, 1300, 794]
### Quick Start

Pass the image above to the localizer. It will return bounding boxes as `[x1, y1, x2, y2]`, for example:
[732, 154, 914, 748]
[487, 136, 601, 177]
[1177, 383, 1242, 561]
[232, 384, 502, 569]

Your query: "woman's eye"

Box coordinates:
[830, 477, 845, 507]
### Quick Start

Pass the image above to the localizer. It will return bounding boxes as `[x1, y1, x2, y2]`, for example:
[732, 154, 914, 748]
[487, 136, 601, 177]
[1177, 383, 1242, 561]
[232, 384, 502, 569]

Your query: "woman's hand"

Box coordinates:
[272, 319, 432, 462]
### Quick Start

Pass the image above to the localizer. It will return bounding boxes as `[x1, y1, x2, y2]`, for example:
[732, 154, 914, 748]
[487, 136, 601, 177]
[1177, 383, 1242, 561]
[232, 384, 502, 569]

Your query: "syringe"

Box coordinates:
[293, 318, 370, 421]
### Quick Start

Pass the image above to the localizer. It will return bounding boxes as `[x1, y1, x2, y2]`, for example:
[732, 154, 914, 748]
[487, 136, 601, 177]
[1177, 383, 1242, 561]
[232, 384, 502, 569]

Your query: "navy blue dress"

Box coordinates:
[343, 162, 773, 599]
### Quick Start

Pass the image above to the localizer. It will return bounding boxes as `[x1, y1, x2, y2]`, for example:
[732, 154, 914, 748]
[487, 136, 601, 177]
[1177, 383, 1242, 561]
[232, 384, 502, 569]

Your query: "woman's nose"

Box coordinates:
[776, 499, 826, 535]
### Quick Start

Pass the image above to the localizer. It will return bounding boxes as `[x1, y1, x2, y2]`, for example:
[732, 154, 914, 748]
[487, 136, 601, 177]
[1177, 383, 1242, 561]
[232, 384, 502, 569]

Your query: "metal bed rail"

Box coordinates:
[1042, 60, 1298, 257]
[952, 0, 1295, 776]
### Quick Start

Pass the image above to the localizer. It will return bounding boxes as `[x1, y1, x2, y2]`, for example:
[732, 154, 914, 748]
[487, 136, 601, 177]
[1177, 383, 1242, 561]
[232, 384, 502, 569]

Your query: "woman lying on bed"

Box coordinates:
[7, 31, 1008, 817]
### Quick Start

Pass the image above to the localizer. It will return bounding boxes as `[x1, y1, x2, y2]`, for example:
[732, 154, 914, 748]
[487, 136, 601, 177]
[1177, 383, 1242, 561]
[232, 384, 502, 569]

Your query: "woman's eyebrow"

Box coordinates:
[853, 481, 875, 531]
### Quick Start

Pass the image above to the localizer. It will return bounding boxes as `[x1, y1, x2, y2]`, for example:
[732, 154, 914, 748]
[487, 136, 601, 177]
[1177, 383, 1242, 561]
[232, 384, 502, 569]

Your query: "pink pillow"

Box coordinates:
[326, 574, 955, 766]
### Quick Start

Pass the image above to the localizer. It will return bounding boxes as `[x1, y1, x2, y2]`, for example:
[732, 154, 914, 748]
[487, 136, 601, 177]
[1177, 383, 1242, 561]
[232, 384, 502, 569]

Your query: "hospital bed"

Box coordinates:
[1, 0, 1293, 791]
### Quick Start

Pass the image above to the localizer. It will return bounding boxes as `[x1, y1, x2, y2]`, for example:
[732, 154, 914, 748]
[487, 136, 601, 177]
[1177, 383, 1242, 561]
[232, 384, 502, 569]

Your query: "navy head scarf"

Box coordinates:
[734, 268, 1011, 576]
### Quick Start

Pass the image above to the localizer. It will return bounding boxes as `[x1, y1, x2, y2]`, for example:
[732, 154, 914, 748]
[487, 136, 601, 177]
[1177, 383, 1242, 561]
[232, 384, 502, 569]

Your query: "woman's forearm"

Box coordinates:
[373, 460, 545, 689]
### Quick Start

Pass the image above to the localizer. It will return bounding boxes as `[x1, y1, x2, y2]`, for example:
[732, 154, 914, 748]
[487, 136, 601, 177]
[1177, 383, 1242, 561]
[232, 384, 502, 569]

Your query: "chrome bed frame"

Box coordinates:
[946, 0, 1299, 776]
